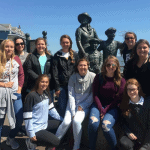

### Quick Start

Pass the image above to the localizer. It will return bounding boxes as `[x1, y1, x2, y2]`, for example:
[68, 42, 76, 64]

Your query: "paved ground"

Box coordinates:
[1, 116, 46, 150]
[0, 116, 90, 150]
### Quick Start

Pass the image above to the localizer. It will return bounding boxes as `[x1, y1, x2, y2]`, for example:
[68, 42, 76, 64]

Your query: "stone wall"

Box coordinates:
[81, 116, 124, 150]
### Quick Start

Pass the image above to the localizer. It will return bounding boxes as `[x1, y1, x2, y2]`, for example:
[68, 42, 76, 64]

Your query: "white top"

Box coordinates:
[0, 59, 19, 92]
[129, 96, 144, 106]
[61, 51, 70, 58]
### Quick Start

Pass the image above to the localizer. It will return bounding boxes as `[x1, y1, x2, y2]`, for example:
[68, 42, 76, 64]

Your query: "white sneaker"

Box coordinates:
[25, 138, 37, 150]
[6, 137, 19, 149]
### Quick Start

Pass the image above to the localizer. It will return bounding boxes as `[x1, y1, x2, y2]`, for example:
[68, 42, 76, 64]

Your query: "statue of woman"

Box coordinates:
[75, 12, 101, 58]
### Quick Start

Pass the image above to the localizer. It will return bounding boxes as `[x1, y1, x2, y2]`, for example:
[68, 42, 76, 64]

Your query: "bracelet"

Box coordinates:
[4, 83, 6, 88]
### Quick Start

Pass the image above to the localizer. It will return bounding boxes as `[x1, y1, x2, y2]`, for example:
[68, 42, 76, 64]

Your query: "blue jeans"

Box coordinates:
[0, 93, 23, 141]
[58, 86, 68, 118]
[88, 103, 119, 150]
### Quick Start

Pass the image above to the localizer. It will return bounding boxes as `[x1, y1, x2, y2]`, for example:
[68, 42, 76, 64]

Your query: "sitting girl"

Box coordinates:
[55, 58, 96, 150]
[24, 74, 62, 150]
[119, 78, 150, 150]
[88, 56, 126, 150]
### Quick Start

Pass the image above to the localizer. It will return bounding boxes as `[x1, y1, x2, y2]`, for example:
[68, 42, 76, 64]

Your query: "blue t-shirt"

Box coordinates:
[39, 55, 47, 74]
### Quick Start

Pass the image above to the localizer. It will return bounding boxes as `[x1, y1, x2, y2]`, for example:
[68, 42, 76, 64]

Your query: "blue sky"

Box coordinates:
[1, 0, 150, 55]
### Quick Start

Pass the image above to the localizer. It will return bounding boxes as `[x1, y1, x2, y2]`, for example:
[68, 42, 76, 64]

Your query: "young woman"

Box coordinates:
[88, 56, 126, 150]
[52, 34, 78, 118]
[123, 39, 150, 97]
[24, 38, 54, 97]
[14, 36, 28, 65]
[24, 74, 62, 150]
[119, 78, 150, 150]
[55, 58, 96, 150]
[120, 32, 137, 64]
[0, 39, 24, 149]
[14, 36, 30, 136]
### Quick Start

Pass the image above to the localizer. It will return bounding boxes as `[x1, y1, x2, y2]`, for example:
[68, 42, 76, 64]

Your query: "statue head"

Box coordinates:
[78, 12, 92, 25]
[105, 27, 116, 40]
[89, 38, 99, 50]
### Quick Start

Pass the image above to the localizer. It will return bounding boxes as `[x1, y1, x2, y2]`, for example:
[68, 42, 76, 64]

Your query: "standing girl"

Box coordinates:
[120, 32, 137, 64]
[24, 38, 54, 97]
[88, 56, 126, 150]
[0, 39, 24, 149]
[119, 78, 150, 150]
[52, 35, 78, 118]
[123, 39, 150, 97]
[14, 36, 28, 65]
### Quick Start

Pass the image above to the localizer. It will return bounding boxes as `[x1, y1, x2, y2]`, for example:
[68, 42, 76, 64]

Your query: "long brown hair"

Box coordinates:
[101, 55, 122, 89]
[30, 74, 51, 102]
[120, 78, 145, 117]
[35, 38, 50, 55]
[0, 39, 15, 77]
[130, 39, 150, 67]
[60, 35, 75, 63]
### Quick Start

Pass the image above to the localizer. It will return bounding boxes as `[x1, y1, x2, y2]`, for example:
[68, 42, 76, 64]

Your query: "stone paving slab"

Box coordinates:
[1, 116, 45, 150]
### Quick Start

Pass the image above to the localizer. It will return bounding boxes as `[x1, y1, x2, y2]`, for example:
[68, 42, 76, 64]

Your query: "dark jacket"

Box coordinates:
[122, 97, 150, 147]
[123, 57, 150, 97]
[24, 50, 54, 91]
[52, 50, 78, 91]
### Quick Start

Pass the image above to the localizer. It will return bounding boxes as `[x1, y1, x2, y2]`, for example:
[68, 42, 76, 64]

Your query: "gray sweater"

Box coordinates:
[68, 70, 96, 116]
[0, 87, 16, 129]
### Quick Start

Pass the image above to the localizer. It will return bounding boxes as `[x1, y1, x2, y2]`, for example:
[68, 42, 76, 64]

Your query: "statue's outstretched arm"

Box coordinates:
[93, 28, 102, 43]
[117, 41, 123, 49]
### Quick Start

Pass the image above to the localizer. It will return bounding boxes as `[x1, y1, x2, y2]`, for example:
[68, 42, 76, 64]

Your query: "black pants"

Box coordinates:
[34, 120, 61, 147]
[119, 135, 143, 150]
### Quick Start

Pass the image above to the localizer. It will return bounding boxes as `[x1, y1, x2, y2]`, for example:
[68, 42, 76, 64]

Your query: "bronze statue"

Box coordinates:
[75, 12, 101, 58]
[88, 38, 103, 74]
[98, 27, 122, 62]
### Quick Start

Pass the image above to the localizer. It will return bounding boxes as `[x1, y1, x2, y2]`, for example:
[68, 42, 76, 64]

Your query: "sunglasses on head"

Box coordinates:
[125, 37, 135, 40]
[106, 63, 116, 68]
[15, 42, 24, 46]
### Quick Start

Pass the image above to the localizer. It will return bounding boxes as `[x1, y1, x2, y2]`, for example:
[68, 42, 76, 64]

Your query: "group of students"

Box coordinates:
[0, 32, 150, 150]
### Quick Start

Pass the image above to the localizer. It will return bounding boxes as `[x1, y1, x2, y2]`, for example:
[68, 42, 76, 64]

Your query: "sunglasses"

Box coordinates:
[15, 42, 24, 46]
[106, 63, 116, 68]
[125, 37, 135, 40]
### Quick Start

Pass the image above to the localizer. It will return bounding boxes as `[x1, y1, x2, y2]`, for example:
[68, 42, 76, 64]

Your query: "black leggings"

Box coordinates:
[35, 120, 61, 147]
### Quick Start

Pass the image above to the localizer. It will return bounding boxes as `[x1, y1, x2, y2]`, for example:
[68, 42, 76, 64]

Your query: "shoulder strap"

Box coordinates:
[98, 73, 103, 89]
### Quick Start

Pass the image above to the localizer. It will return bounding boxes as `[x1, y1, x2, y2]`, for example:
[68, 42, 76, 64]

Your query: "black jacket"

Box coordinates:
[24, 50, 54, 91]
[123, 57, 150, 97]
[122, 97, 150, 146]
[52, 50, 78, 91]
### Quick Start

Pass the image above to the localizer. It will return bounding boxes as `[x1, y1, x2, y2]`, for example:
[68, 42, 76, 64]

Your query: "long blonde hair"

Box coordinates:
[0, 39, 15, 77]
